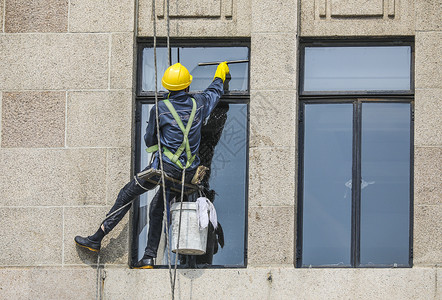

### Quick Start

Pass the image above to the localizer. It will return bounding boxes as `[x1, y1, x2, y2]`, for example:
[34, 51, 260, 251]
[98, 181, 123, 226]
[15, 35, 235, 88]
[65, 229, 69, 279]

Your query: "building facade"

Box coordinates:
[0, 0, 440, 299]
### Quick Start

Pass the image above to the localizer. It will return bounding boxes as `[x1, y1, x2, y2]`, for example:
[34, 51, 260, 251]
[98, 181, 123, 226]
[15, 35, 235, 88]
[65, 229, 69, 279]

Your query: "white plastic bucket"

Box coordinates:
[171, 202, 208, 255]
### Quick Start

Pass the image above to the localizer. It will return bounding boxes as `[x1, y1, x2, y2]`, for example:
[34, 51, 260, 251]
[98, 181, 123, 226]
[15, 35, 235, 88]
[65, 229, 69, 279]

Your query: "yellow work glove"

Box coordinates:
[213, 61, 230, 82]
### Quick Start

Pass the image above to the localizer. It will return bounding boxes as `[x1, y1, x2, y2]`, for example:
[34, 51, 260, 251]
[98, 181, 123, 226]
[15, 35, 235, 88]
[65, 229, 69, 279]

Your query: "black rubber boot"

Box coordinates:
[133, 256, 154, 269]
[74, 236, 101, 252]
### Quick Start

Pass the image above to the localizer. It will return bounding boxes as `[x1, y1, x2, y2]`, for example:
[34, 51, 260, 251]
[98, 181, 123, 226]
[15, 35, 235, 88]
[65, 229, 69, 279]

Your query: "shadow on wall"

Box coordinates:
[75, 222, 129, 267]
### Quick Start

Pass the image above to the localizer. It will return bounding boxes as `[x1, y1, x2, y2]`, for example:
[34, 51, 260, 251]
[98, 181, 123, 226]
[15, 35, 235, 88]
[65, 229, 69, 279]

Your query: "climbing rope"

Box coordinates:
[152, 0, 175, 296]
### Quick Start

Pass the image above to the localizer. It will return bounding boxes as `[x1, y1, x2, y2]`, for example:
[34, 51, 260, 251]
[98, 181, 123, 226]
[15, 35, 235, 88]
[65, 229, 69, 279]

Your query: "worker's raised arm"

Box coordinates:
[199, 62, 230, 119]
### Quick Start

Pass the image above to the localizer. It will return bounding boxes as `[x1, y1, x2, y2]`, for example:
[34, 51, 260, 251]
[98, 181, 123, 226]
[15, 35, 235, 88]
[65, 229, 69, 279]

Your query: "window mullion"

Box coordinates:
[351, 100, 362, 267]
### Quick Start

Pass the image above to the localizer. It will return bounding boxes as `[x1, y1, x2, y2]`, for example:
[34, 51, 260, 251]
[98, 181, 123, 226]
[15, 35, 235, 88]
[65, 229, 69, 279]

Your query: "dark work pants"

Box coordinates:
[102, 162, 195, 259]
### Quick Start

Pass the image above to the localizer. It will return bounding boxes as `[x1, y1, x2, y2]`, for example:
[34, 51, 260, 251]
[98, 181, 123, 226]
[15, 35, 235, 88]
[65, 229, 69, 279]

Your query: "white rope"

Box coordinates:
[152, 0, 175, 298]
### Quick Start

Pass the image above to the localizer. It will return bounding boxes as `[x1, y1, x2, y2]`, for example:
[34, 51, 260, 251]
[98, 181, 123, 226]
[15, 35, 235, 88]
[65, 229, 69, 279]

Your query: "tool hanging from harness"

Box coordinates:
[146, 97, 197, 170]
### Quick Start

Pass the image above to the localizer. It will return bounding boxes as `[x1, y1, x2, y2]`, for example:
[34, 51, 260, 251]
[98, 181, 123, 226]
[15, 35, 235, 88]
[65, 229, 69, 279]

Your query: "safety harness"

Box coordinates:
[146, 97, 197, 170]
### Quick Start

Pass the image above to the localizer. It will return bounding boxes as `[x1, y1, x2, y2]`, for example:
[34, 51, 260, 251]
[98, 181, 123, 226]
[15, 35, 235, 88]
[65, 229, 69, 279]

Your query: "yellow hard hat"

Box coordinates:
[162, 63, 193, 91]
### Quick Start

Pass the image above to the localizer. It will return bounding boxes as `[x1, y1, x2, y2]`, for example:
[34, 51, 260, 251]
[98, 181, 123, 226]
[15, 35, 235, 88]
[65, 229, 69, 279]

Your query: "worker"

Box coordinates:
[74, 61, 229, 269]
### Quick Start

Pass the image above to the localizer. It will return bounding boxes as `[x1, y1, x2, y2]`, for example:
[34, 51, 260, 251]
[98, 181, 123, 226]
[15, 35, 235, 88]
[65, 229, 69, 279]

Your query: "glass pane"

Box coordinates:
[141, 46, 248, 92]
[304, 46, 411, 92]
[136, 102, 247, 266]
[179, 47, 249, 91]
[302, 104, 353, 266]
[360, 103, 411, 266]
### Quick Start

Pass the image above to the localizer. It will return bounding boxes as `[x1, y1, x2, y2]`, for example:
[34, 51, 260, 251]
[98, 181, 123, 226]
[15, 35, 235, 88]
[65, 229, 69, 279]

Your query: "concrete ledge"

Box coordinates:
[0, 268, 96, 299]
[102, 267, 438, 300]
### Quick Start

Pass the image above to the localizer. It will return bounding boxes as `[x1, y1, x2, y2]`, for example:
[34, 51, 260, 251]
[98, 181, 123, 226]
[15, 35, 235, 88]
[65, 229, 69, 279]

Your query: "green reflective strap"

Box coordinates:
[161, 98, 197, 169]
[146, 145, 159, 153]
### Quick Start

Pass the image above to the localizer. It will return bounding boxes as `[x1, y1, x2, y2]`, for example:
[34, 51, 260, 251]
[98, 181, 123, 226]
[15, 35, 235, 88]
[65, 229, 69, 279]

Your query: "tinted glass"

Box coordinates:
[302, 103, 353, 266]
[136, 103, 248, 266]
[303, 46, 411, 92]
[360, 103, 411, 266]
[141, 46, 249, 93]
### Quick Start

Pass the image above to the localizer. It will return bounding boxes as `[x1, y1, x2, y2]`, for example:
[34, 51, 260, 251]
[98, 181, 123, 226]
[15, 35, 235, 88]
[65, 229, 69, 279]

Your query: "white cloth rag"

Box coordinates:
[196, 197, 217, 230]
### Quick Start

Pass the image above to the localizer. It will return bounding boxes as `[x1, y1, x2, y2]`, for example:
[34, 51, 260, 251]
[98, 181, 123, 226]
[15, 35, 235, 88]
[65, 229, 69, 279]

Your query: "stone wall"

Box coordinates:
[0, 0, 440, 299]
[0, 0, 135, 297]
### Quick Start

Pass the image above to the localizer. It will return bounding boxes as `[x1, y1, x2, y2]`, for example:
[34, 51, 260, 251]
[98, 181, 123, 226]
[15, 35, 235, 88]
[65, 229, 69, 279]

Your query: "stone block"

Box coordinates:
[111, 33, 135, 90]
[0, 0, 3, 33]
[250, 33, 297, 90]
[415, 147, 442, 206]
[331, 0, 383, 17]
[248, 206, 295, 266]
[415, 89, 442, 147]
[249, 147, 296, 207]
[0, 34, 108, 90]
[106, 147, 132, 205]
[1, 92, 65, 148]
[69, 0, 134, 33]
[0, 268, 96, 299]
[0, 207, 62, 266]
[300, 0, 414, 36]
[4, 0, 68, 33]
[157, 0, 222, 17]
[64, 206, 129, 266]
[415, 31, 442, 89]
[67, 91, 132, 147]
[251, 0, 297, 33]
[0, 148, 107, 206]
[415, 0, 442, 31]
[250, 90, 296, 148]
[414, 205, 442, 266]
[138, 0, 251, 37]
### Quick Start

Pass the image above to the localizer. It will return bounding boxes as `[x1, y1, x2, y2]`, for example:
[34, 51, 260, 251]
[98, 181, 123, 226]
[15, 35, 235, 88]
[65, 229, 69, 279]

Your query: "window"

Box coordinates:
[297, 40, 414, 268]
[132, 39, 250, 268]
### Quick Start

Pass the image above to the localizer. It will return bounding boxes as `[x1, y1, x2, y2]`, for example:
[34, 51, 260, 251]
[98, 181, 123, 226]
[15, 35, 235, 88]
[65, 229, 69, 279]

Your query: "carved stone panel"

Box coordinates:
[316, 0, 396, 19]
[331, 0, 384, 17]
[156, 0, 233, 18]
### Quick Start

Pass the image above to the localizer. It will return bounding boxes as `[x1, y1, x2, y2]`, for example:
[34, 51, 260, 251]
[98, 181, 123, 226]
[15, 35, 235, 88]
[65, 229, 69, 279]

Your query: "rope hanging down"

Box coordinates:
[152, 0, 175, 296]
[152, 1, 187, 300]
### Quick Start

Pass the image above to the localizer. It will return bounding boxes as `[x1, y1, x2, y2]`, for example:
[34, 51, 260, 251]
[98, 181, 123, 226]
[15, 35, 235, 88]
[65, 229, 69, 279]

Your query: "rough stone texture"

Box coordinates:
[250, 33, 297, 90]
[415, 147, 442, 206]
[249, 147, 296, 207]
[0, 148, 107, 206]
[415, 31, 442, 89]
[438, 268, 442, 300]
[0, 0, 3, 33]
[4, 0, 68, 33]
[1, 92, 65, 148]
[69, 0, 134, 33]
[102, 267, 437, 300]
[415, 0, 442, 31]
[0, 268, 96, 299]
[415, 89, 442, 147]
[250, 90, 296, 148]
[300, 0, 414, 36]
[248, 206, 295, 266]
[64, 206, 129, 266]
[331, 0, 384, 17]
[414, 205, 442, 266]
[0, 34, 109, 90]
[110, 33, 135, 90]
[138, 0, 251, 36]
[251, 0, 297, 33]
[106, 147, 132, 205]
[0, 207, 62, 266]
[67, 91, 132, 147]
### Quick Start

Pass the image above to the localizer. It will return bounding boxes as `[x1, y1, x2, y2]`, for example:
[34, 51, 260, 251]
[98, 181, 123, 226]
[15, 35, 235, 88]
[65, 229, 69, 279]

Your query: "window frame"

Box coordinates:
[299, 37, 415, 96]
[296, 38, 415, 268]
[131, 38, 251, 269]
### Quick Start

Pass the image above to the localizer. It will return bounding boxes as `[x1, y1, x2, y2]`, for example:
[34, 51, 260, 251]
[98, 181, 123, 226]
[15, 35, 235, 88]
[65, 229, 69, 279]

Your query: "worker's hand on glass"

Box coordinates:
[213, 61, 230, 82]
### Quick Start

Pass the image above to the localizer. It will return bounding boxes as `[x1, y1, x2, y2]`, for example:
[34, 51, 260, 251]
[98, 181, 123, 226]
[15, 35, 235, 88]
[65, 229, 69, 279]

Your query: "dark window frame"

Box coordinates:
[131, 38, 251, 269]
[296, 38, 415, 268]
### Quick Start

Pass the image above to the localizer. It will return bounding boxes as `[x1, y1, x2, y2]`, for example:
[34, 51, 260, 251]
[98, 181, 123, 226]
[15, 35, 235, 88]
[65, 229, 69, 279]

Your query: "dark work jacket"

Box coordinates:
[144, 78, 224, 171]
